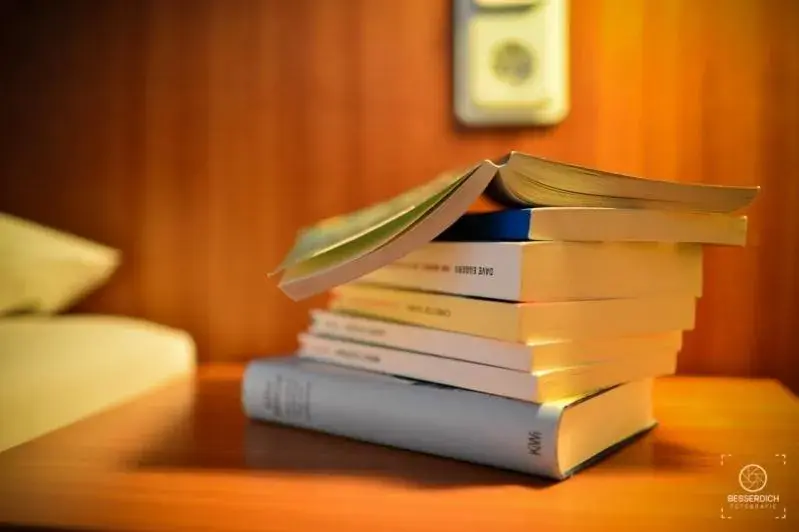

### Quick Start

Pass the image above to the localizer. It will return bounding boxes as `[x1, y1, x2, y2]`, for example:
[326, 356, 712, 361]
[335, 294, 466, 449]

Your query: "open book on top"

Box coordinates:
[271, 152, 759, 301]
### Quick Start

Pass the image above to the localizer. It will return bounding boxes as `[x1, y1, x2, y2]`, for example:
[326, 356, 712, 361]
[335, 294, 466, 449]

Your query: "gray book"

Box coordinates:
[242, 356, 656, 480]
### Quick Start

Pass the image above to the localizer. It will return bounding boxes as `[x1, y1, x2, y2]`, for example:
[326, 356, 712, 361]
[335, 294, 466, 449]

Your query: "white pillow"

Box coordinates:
[0, 314, 196, 452]
[0, 212, 120, 315]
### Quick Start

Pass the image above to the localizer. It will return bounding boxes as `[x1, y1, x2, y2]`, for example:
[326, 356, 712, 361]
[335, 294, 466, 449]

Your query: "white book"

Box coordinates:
[242, 356, 657, 480]
[358, 241, 702, 302]
[329, 284, 696, 343]
[297, 333, 677, 403]
[308, 310, 683, 372]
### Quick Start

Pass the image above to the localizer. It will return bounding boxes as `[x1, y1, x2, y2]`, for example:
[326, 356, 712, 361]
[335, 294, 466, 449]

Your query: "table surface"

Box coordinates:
[0, 364, 797, 532]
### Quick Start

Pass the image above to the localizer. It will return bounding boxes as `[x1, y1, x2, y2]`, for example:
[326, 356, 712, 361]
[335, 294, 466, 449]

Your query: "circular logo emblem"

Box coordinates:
[738, 464, 768, 493]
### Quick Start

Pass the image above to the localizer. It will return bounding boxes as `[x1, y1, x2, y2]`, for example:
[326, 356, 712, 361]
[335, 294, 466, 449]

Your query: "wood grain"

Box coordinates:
[0, 0, 797, 389]
[0, 365, 796, 532]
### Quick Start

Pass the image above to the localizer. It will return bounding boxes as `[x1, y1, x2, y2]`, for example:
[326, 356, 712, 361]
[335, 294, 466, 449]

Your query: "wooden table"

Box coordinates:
[1, 364, 797, 532]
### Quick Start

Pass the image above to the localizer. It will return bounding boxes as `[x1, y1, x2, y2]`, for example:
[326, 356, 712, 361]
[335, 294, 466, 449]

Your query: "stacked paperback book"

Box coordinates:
[243, 152, 758, 480]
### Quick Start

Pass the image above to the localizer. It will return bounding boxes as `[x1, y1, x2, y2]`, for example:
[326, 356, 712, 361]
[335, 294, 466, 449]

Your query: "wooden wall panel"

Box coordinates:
[1, 0, 797, 390]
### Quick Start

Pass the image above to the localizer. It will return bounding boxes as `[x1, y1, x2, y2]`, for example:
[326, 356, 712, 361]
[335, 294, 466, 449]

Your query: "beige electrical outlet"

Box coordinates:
[454, 0, 569, 126]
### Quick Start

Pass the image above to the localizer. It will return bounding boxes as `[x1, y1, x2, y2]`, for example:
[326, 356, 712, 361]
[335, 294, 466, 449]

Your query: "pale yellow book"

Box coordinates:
[328, 283, 696, 343]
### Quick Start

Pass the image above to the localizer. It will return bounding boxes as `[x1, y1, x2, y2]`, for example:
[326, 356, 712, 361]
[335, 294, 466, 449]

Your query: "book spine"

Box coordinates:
[358, 242, 523, 301]
[308, 310, 533, 371]
[242, 358, 563, 478]
[329, 284, 520, 342]
[435, 209, 533, 241]
[297, 333, 536, 402]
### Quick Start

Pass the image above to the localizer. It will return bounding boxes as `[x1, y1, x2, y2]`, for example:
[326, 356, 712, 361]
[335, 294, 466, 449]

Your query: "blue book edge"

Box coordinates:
[435, 209, 534, 241]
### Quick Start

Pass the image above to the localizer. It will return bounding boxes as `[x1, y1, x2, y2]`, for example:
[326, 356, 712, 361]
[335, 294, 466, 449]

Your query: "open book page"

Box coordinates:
[489, 152, 759, 212]
[272, 165, 479, 274]
[276, 162, 500, 300]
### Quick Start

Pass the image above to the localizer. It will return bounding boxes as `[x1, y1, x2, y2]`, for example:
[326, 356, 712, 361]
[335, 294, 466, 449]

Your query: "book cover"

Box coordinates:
[242, 356, 657, 480]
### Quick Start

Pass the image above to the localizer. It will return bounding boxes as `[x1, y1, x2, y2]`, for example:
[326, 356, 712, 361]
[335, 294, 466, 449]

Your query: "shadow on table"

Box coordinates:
[131, 379, 708, 489]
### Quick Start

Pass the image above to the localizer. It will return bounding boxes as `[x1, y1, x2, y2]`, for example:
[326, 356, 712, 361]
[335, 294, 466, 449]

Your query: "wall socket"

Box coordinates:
[453, 0, 569, 126]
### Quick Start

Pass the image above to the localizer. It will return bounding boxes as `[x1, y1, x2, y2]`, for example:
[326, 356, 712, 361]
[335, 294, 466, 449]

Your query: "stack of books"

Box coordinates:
[243, 152, 758, 480]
